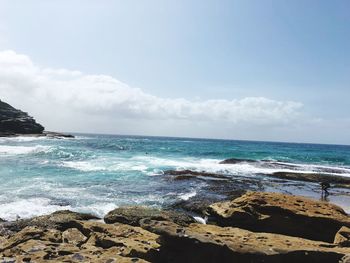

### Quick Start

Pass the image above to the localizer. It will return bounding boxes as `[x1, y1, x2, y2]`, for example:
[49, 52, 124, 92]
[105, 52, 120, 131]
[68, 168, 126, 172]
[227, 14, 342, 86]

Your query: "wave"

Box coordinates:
[0, 136, 47, 143]
[178, 190, 197, 201]
[0, 145, 51, 156]
[0, 198, 72, 221]
[57, 155, 350, 178]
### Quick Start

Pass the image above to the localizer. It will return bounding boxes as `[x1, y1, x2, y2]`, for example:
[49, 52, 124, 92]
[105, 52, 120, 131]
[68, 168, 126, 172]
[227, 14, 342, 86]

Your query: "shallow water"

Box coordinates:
[0, 134, 350, 220]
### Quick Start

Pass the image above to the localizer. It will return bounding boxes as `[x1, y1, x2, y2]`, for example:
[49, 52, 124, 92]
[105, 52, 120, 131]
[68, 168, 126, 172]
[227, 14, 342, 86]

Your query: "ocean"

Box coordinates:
[1, 133, 350, 221]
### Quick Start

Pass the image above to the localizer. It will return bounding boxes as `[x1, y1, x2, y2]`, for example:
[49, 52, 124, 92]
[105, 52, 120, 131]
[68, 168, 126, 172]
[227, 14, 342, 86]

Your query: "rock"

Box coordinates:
[80, 221, 160, 259]
[0, 212, 160, 262]
[104, 206, 195, 226]
[2, 210, 99, 233]
[207, 191, 350, 242]
[0, 100, 44, 134]
[168, 190, 246, 216]
[163, 169, 229, 181]
[62, 228, 87, 245]
[141, 219, 350, 263]
[335, 226, 350, 247]
[341, 254, 350, 263]
[270, 172, 350, 188]
[43, 131, 75, 138]
[219, 158, 257, 164]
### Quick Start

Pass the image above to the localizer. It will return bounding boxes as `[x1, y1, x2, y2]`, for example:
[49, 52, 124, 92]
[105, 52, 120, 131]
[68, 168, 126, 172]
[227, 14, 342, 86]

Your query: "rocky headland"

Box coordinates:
[0, 100, 73, 138]
[1, 191, 350, 262]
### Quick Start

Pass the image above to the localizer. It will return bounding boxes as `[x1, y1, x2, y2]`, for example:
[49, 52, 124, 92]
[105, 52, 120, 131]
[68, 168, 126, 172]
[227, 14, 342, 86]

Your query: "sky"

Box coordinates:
[0, 0, 349, 144]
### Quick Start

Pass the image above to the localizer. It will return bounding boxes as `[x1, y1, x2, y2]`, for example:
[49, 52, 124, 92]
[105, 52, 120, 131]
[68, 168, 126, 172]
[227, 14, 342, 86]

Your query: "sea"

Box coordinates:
[1, 133, 350, 221]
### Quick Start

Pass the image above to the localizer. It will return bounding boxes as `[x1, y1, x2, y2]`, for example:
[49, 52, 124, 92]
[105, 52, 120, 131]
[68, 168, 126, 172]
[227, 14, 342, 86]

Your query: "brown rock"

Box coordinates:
[340, 254, 350, 263]
[0, 212, 159, 262]
[335, 226, 350, 247]
[81, 221, 160, 260]
[104, 206, 195, 226]
[2, 210, 99, 233]
[141, 219, 350, 263]
[207, 191, 350, 242]
[62, 228, 87, 245]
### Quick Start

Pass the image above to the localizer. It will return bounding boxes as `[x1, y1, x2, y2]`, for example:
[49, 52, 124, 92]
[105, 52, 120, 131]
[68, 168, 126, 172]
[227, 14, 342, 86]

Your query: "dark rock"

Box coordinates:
[169, 190, 246, 216]
[207, 191, 350, 243]
[104, 206, 195, 226]
[270, 172, 350, 188]
[163, 169, 229, 181]
[0, 100, 44, 134]
[43, 131, 75, 138]
[219, 158, 257, 164]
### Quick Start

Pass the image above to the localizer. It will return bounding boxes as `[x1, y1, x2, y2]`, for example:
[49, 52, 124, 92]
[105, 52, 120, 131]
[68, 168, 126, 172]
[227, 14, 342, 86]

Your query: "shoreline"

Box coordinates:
[1, 191, 350, 262]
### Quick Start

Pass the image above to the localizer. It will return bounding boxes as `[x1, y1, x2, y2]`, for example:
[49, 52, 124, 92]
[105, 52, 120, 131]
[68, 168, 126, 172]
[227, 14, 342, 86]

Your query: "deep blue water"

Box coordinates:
[0, 133, 350, 220]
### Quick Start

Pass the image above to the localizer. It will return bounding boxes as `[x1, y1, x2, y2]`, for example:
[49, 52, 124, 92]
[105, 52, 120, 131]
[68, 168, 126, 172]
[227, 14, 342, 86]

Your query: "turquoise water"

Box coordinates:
[1, 134, 350, 220]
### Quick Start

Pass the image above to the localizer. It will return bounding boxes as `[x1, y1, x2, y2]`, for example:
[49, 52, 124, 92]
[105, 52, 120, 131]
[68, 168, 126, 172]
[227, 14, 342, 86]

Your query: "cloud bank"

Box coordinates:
[0, 50, 303, 137]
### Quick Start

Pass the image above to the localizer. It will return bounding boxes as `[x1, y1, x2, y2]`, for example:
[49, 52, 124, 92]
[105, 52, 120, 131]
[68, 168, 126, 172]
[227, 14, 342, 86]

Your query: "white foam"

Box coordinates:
[179, 191, 197, 201]
[76, 203, 118, 218]
[61, 158, 149, 172]
[0, 145, 51, 155]
[62, 161, 107, 171]
[0, 198, 71, 221]
[60, 155, 350, 178]
[0, 136, 45, 143]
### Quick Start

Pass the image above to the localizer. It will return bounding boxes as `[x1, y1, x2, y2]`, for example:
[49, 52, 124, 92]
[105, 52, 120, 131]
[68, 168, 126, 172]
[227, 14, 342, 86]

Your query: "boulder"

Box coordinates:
[0, 100, 44, 134]
[104, 206, 195, 226]
[141, 219, 350, 263]
[207, 191, 350, 242]
[335, 226, 350, 247]
[62, 228, 87, 245]
[2, 210, 99, 233]
[0, 212, 160, 262]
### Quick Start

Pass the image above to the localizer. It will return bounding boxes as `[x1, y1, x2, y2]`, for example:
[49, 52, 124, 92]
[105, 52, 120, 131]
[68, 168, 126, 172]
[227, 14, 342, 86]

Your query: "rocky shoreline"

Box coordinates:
[1, 191, 350, 262]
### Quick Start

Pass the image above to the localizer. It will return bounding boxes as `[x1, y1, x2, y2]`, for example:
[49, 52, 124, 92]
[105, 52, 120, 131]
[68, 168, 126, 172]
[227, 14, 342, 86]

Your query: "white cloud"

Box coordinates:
[0, 50, 303, 135]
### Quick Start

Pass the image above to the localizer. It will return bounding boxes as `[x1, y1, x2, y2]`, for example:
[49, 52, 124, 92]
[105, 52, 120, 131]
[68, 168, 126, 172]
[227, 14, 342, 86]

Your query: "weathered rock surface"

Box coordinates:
[0, 100, 44, 135]
[141, 219, 350, 263]
[335, 226, 350, 247]
[208, 191, 350, 242]
[104, 206, 195, 226]
[0, 212, 160, 262]
[2, 192, 350, 262]
[1, 210, 99, 234]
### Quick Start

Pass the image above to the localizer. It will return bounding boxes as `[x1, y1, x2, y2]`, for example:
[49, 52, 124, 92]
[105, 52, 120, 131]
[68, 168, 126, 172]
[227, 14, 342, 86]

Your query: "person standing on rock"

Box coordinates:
[320, 181, 330, 197]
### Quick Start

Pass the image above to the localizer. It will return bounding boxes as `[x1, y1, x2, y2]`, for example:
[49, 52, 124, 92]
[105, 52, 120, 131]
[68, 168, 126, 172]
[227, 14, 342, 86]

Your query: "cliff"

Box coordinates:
[0, 100, 44, 135]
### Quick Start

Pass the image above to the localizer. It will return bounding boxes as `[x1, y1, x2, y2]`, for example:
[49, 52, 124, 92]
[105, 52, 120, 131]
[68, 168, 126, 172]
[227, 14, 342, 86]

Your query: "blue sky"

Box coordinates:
[0, 0, 349, 144]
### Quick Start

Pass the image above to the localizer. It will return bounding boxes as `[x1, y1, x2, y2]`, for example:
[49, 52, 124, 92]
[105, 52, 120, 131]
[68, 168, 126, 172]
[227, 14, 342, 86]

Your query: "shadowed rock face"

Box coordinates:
[141, 219, 349, 263]
[104, 206, 195, 226]
[207, 191, 350, 243]
[0, 100, 44, 135]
